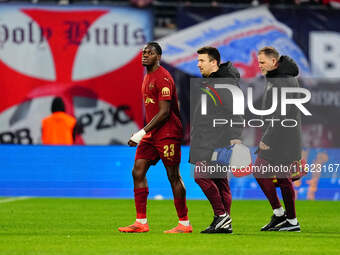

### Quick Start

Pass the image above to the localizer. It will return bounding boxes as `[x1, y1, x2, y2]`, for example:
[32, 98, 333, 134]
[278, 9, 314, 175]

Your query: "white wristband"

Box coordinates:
[130, 129, 146, 144]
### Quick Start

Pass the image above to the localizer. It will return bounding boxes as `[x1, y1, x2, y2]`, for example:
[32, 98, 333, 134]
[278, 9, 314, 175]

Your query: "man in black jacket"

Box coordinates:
[255, 46, 302, 232]
[190, 46, 243, 233]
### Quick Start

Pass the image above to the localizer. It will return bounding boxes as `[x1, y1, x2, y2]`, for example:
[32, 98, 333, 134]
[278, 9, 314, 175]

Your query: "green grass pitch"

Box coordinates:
[0, 198, 339, 255]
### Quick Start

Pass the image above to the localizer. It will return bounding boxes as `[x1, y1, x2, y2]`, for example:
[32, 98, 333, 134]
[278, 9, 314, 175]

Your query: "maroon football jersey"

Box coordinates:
[141, 66, 183, 141]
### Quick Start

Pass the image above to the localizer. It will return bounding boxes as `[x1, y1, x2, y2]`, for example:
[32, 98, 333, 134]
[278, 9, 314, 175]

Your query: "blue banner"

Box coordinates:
[160, 6, 311, 78]
[161, 5, 340, 78]
[0, 145, 339, 200]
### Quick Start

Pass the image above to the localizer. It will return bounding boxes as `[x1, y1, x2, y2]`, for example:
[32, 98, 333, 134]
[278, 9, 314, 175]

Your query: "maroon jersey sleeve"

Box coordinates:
[156, 76, 173, 101]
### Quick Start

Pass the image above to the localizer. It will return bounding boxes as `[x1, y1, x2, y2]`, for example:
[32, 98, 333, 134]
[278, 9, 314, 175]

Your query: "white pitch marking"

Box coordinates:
[0, 197, 31, 204]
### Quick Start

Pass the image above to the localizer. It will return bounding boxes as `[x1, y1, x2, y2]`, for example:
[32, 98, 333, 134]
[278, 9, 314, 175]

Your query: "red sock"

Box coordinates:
[134, 187, 149, 219]
[174, 198, 188, 221]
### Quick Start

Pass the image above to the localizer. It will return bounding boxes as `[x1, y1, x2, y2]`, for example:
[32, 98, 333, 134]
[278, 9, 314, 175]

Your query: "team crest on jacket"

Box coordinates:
[161, 87, 170, 96]
[149, 83, 154, 90]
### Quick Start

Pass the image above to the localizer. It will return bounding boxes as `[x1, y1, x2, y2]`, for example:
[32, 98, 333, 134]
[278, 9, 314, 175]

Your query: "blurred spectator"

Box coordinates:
[323, 0, 340, 7]
[130, 0, 153, 8]
[42, 97, 82, 145]
[294, 0, 323, 5]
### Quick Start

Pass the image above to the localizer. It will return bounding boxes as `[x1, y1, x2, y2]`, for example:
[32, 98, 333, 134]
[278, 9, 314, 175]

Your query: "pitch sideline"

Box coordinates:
[0, 197, 31, 204]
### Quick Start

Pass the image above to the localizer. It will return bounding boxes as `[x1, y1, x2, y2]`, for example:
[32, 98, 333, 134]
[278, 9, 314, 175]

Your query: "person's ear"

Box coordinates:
[212, 59, 218, 67]
[272, 57, 278, 66]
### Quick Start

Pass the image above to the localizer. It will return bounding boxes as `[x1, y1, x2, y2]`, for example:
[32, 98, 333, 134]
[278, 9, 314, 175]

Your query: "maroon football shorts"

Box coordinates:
[135, 137, 181, 166]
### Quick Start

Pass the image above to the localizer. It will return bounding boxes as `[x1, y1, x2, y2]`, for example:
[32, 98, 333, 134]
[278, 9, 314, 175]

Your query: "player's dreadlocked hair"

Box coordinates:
[146, 41, 162, 56]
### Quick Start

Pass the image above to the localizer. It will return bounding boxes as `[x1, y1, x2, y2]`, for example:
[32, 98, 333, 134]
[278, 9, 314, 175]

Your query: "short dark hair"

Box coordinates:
[51, 97, 65, 113]
[258, 46, 280, 60]
[197, 46, 221, 66]
[146, 41, 162, 55]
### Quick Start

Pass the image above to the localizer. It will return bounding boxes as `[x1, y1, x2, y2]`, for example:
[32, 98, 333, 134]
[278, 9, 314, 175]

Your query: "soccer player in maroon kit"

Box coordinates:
[118, 42, 192, 233]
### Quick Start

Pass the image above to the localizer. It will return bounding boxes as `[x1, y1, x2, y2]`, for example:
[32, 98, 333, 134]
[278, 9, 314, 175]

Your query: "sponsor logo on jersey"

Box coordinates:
[161, 87, 170, 96]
